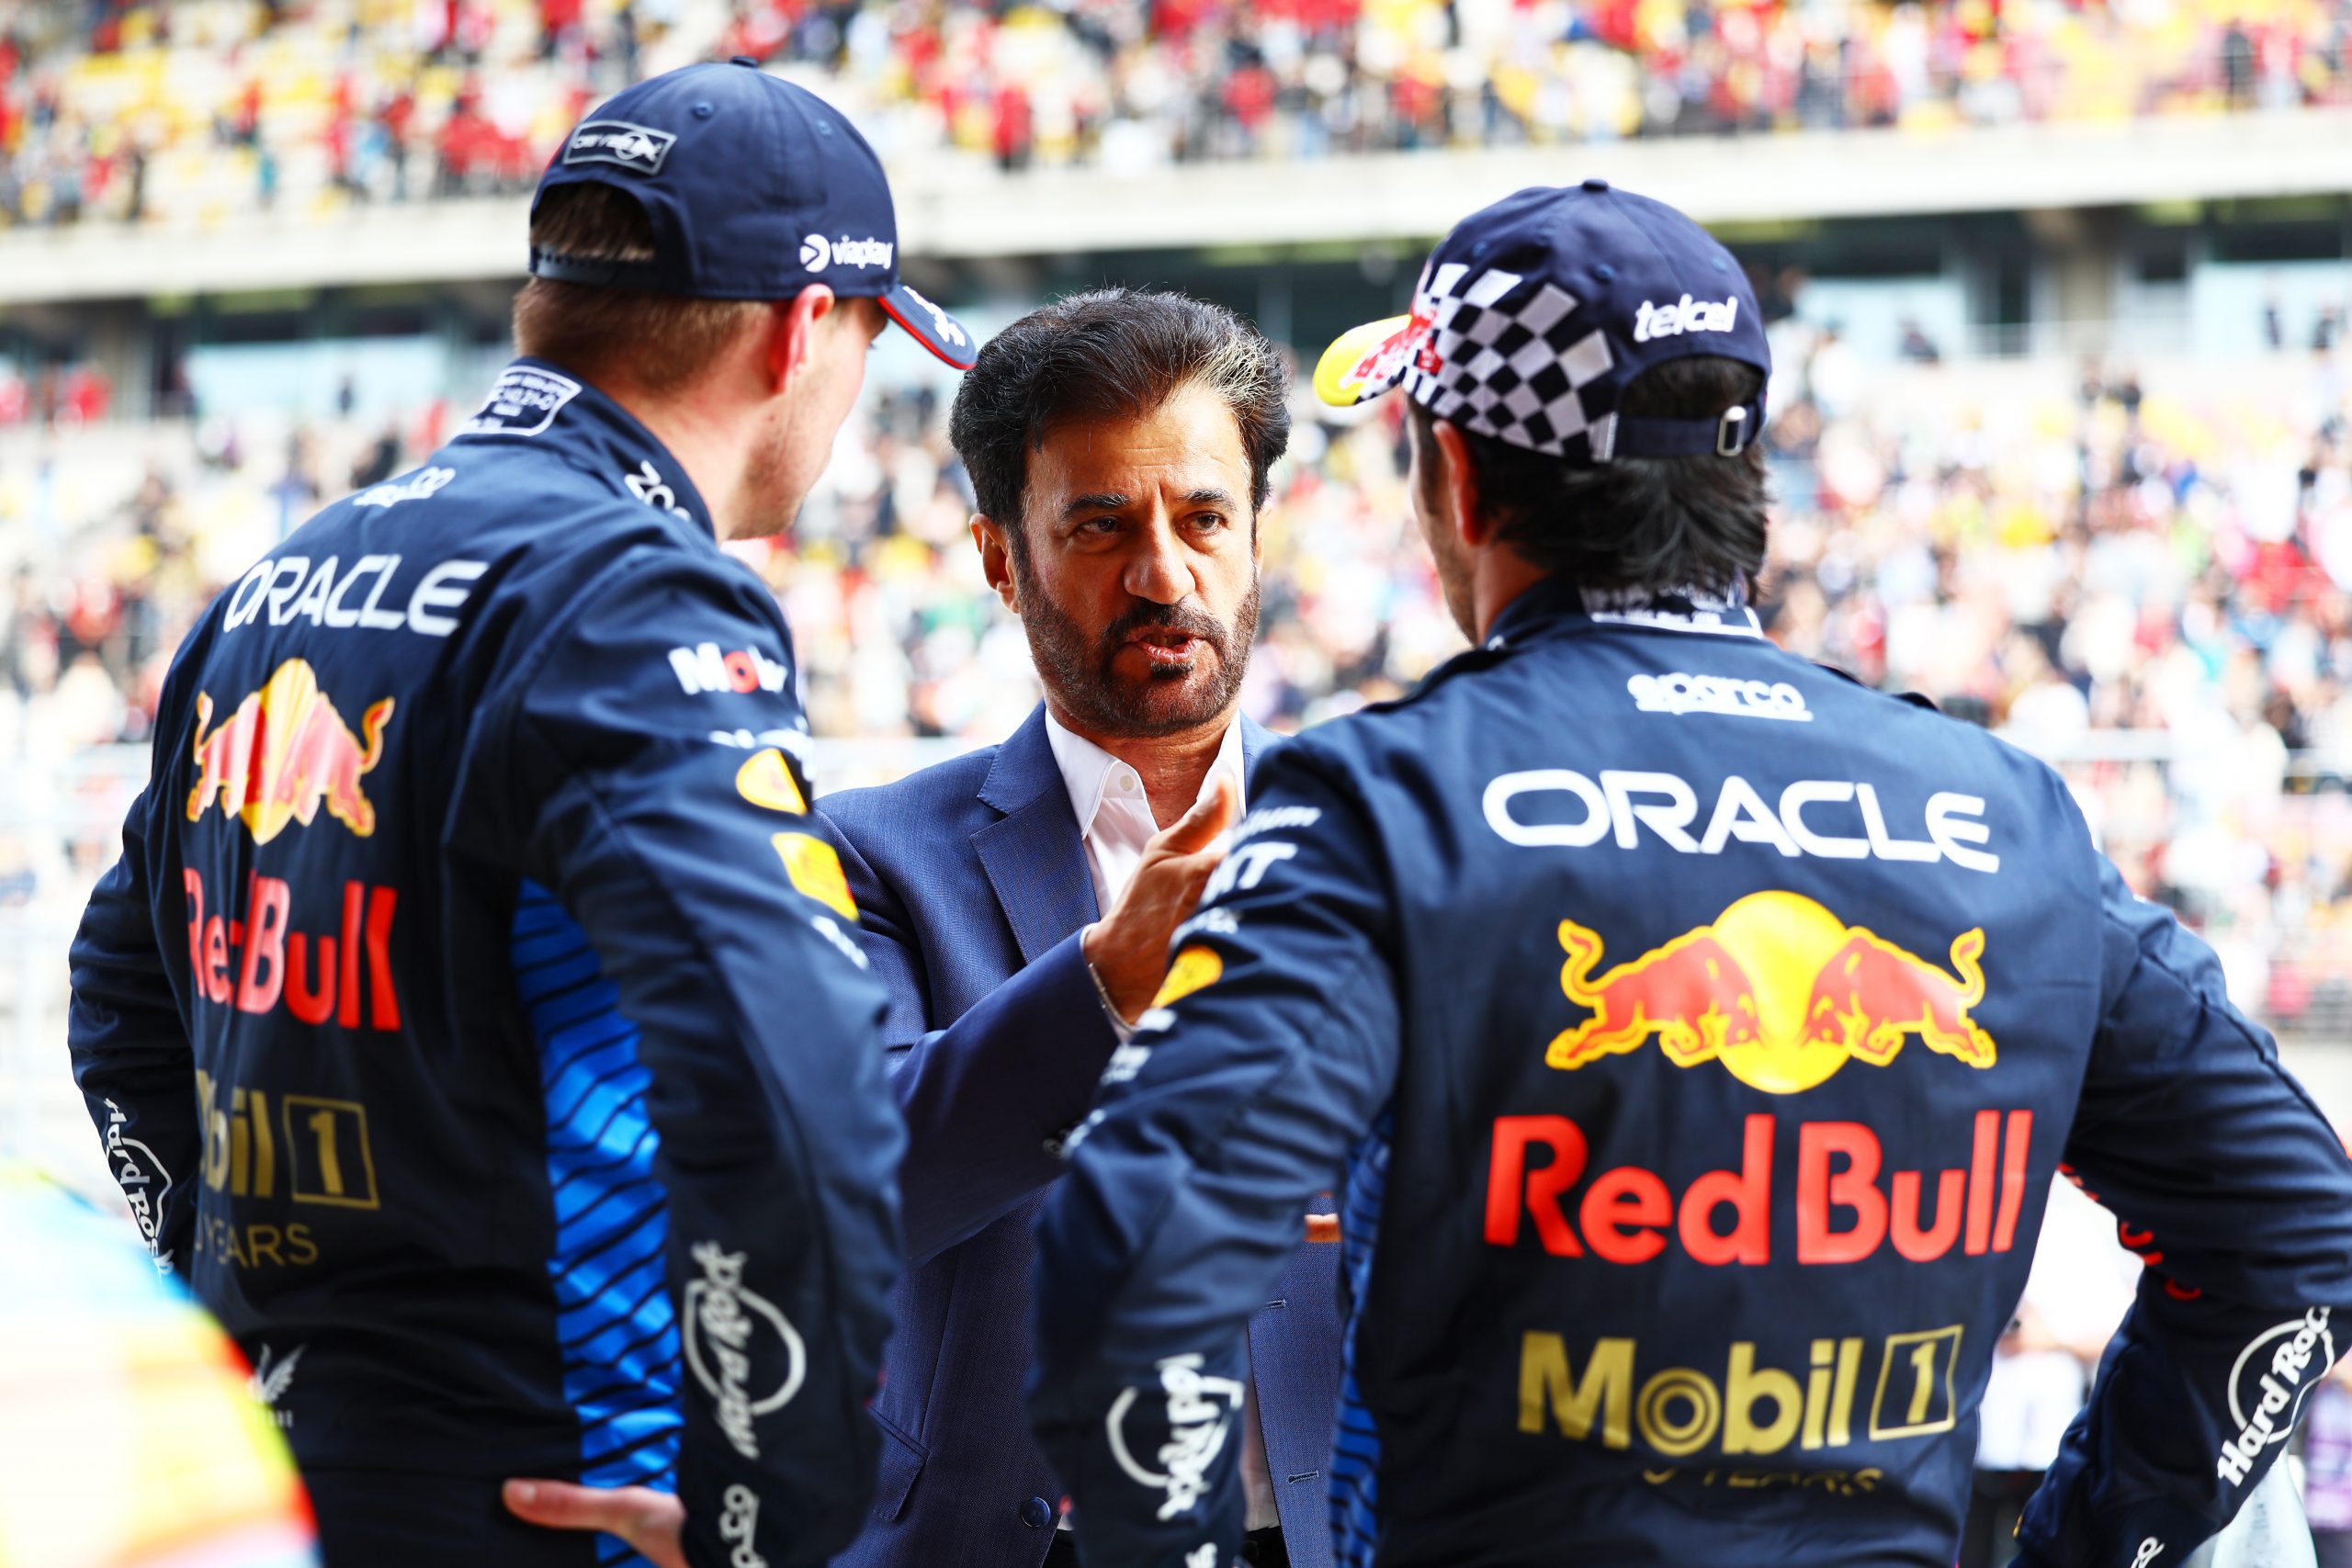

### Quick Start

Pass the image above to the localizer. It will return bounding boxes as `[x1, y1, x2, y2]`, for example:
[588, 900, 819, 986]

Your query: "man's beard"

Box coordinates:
[1013, 555, 1261, 739]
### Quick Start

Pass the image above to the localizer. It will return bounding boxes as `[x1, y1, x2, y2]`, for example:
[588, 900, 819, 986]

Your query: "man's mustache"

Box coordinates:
[1099, 601, 1231, 655]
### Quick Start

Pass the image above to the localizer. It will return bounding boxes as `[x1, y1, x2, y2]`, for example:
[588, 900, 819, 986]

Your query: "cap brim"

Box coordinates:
[879, 283, 978, 371]
[1313, 315, 1415, 407]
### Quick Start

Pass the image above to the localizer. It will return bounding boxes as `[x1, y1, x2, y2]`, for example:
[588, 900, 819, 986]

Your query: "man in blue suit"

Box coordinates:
[820, 289, 1345, 1568]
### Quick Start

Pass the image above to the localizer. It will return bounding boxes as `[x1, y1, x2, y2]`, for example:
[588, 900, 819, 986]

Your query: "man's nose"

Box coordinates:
[1122, 514, 1193, 605]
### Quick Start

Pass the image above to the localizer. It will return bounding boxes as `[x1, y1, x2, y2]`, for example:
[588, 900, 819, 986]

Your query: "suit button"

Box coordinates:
[1020, 1495, 1052, 1529]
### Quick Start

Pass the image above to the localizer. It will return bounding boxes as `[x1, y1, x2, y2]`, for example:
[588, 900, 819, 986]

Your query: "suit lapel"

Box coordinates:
[973, 705, 1099, 965]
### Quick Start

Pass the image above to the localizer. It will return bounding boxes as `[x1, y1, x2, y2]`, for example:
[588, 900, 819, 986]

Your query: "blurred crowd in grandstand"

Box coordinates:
[9, 0, 2352, 228]
[12, 316, 2352, 1033]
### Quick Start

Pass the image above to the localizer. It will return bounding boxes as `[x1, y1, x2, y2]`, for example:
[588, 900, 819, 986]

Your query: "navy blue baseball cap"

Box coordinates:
[531, 59, 977, 370]
[1315, 180, 1768, 463]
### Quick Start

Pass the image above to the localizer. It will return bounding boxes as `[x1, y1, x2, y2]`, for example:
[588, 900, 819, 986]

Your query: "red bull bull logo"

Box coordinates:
[1549, 892, 1996, 1093]
[187, 660, 394, 845]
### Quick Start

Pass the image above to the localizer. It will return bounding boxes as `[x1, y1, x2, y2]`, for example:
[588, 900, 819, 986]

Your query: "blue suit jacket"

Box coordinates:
[820, 705, 1344, 1568]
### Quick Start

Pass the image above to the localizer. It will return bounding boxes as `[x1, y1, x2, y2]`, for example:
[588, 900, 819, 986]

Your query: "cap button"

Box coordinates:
[730, 53, 759, 66]
[1582, 176, 1610, 192]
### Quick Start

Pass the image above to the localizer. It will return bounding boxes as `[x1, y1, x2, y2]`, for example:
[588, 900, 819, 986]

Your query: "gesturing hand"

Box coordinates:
[1084, 775, 1241, 1023]
[503, 1479, 686, 1568]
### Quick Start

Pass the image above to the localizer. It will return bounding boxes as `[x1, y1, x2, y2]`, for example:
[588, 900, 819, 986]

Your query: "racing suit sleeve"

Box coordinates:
[2017, 854, 2352, 1567]
[1030, 745, 1402, 1568]
[489, 556, 905, 1568]
[68, 783, 199, 1277]
[824, 817, 1119, 1263]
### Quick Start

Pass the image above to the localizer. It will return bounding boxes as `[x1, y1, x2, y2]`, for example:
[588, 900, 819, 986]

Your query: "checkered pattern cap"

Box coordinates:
[1314, 181, 1770, 465]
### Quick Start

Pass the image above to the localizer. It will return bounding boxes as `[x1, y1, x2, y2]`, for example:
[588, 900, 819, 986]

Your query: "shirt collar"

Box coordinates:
[1042, 709, 1247, 840]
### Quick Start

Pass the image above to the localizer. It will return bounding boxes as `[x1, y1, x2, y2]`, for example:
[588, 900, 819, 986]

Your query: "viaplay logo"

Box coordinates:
[801, 233, 893, 272]
[1547, 892, 1994, 1093]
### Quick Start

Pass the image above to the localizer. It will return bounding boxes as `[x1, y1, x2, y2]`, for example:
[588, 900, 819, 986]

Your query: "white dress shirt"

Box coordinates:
[1041, 710, 1281, 1533]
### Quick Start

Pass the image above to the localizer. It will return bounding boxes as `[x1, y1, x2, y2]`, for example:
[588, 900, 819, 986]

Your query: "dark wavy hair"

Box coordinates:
[947, 288, 1291, 557]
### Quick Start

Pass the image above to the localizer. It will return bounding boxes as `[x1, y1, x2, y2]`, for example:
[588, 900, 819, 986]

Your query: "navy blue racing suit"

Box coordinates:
[68, 360, 905, 1568]
[1029, 577, 2352, 1568]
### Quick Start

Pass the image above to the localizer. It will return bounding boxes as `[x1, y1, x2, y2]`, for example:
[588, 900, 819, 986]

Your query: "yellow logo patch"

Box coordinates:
[772, 832, 857, 921]
[736, 749, 808, 815]
[1151, 946, 1225, 1009]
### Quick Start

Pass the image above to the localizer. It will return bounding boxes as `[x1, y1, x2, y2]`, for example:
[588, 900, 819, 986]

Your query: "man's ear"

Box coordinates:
[1430, 417, 1494, 549]
[971, 514, 1020, 614]
[762, 284, 838, 395]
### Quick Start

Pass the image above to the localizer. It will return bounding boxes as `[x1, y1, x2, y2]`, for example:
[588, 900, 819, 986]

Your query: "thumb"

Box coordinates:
[1155, 773, 1239, 858]
[503, 1479, 640, 1532]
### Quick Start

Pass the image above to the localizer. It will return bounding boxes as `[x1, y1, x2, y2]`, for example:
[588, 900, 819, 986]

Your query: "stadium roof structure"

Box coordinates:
[6, 109, 2352, 306]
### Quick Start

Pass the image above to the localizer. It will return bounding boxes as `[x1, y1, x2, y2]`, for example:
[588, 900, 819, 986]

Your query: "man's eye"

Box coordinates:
[1191, 514, 1229, 533]
[1080, 516, 1120, 535]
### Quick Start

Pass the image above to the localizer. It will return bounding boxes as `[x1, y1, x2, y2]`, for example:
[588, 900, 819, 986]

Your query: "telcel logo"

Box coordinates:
[1634, 294, 1739, 343]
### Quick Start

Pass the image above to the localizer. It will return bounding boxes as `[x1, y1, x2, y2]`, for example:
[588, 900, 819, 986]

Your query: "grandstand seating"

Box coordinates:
[10, 0, 2352, 234]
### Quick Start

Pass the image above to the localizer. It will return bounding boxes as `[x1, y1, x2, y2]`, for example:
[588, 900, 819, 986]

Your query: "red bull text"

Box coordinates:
[187, 659, 393, 845]
[184, 869, 400, 1031]
[1486, 1109, 2034, 1267]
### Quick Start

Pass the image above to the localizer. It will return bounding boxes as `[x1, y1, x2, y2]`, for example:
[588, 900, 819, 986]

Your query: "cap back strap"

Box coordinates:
[1612, 399, 1766, 460]
[529, 247, 672, 292]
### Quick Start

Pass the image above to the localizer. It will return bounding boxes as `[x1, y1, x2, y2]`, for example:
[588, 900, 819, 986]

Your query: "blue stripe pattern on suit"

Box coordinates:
[514, 879, 683, 1568]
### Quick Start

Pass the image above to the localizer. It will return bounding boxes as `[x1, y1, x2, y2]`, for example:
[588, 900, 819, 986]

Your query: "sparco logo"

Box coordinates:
[1628, 671, 1811, 721]
[718, 1485, 769, 1568]
[1633, 294, 1739, 343]
[2216, 1307, 2334, 1484]
[103, 1100, 175, 1272]
[684, 1242, 807, 1461]
[562, 119, 675, 175]
[804, 233, 892, 271]
[1106, 1354, 1246, 1521]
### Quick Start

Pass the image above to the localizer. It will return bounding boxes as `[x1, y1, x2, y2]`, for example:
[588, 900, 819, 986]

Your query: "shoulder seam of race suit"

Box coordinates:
[2102, 921, 2303, 1083]
[1358, 643, 1520, 716]
[490, 534, 781, 759]
[508, 686, 870, 1450]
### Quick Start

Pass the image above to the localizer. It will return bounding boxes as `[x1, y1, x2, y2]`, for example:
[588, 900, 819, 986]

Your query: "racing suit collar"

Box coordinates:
[467, 357, 716, 538]
[1483, 572, 1764, 650]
